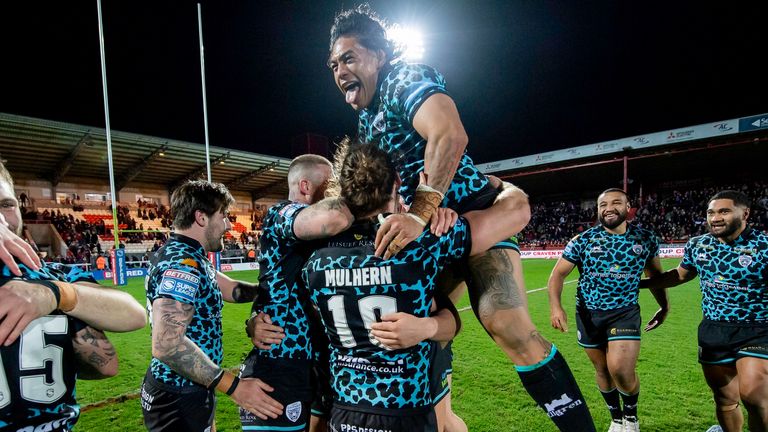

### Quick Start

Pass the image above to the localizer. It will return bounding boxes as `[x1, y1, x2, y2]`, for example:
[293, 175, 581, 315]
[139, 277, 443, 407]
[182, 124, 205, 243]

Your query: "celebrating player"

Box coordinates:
[548, 188, 669, 432]
[302, 143, 530, 431]
[141, 180, 282, 431]
[326, 6, 593, 429]
[641, 190, 768, 432]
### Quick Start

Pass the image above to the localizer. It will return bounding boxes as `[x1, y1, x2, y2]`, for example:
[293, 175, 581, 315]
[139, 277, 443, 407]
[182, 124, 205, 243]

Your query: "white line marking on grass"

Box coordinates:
[457, 280, 576, 312]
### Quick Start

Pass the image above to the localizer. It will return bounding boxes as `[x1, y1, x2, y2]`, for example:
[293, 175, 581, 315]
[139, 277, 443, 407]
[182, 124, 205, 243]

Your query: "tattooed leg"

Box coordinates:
[467, 249, 551, 365]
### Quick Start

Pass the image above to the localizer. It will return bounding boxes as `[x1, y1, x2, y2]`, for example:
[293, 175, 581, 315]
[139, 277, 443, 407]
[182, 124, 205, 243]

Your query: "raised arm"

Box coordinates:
[59, 281, 146, 332]
[73, 325, 118, 379]
[412, 93, 468, 195]
[0, 213, 42, 276]
[292, 197, 354, 241]
[547, 258, 577, 332]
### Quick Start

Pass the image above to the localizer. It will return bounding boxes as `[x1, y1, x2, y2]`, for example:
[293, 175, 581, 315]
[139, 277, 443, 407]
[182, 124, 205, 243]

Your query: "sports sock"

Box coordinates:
[599, 387, 623, 423]
[516, 346, 596, 432]
[619, 389, 639, 422]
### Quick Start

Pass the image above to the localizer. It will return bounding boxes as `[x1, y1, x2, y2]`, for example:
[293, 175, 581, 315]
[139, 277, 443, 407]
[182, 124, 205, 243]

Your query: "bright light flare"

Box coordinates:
[388, 26, 424, 61]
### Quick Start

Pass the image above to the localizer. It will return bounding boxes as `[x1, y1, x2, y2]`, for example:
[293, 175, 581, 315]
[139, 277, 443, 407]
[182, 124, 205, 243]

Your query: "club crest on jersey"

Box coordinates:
[632, 244, 643, 255]
[738, 255, 753, 267]
[372, 111, 386, 132]
[286, 401, 302, 422]
[354, 234, 363, 241]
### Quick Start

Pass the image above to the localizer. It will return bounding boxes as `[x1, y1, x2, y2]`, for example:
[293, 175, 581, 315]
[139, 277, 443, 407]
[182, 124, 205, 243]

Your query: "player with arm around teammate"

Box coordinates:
[548, 188, 669, 432]
[327, 7, 594, 429]
[302, 143, 532, 431]
[641, 190, 768, 432]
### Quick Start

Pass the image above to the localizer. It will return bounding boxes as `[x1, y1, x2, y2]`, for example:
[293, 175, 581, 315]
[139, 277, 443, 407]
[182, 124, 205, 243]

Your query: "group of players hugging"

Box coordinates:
[1, 5, 766, 432]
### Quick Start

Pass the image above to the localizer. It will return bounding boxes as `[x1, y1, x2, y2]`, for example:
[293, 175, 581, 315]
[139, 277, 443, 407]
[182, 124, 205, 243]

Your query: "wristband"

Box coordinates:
[207, 369, 225, 391]
[405, 213, 427, 227]
[216, 371, 240, 395]
[408, 184, 444, 225]
[245, 311, 259, 338]
[55, 281, 79, 312]
[225, 375, 240, 396]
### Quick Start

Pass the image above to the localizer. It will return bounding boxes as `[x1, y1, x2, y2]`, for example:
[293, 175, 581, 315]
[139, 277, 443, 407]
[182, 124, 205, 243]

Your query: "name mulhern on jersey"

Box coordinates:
[323, 266, 393, 287]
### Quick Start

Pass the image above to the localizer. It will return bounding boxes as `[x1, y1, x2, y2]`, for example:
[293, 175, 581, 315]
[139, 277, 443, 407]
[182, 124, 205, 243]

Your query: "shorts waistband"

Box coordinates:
[332, 402, 432, 417]
[143, 369, 208, 394]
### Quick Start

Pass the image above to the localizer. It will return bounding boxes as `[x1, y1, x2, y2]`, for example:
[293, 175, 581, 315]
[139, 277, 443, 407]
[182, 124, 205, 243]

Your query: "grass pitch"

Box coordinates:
[75, 260, 725, 431]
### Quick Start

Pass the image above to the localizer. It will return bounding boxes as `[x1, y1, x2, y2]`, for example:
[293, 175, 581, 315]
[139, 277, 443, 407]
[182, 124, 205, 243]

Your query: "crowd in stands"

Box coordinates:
[517, 180, 768, 248]
[21, 182, 767, 261]
[21, 201, 268, 267]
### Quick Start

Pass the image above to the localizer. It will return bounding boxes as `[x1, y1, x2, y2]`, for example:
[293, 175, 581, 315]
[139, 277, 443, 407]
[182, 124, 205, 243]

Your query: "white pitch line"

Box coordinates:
[457, 280, 577, 312]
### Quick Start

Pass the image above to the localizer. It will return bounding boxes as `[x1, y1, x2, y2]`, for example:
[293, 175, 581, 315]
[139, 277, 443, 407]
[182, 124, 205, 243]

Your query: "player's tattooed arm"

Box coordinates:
[73, 325, 118, 379]
[293, 197, 354, 240]
[151, 298, 220, 386]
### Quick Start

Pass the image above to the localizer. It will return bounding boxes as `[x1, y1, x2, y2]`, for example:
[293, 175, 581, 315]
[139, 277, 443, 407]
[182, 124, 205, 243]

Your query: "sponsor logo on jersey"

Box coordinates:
[324, 266, 393, 287]
[159, 269, 200, 302]
[286, 401, 302, 422]
[279, 203, 304, 219]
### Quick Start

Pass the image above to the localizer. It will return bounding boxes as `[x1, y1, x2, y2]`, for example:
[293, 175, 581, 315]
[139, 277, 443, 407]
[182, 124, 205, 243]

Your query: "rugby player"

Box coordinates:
[240, 154, 352, 432]
[548, 188, 669, 432]
[141, 180, 282, 431]
[0, 160, 146, 431]
[641, 190, 768, 432]
[302, 143, 530, 431]
[326, 6, 593, 429]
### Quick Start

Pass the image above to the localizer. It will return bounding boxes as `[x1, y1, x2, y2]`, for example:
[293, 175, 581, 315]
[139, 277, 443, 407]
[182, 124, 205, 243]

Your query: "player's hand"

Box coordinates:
[550, 306, 568, 332]
[248, 312, 285, 349]
[430, 207, 458, 237]
[231, 378, 284, 420]
[374, 214, 424, 259]
[0, 215, 41, 277]
[370, 312, 435, 350]
[644, 307, 668, 332]
[0, 280, 57, 345]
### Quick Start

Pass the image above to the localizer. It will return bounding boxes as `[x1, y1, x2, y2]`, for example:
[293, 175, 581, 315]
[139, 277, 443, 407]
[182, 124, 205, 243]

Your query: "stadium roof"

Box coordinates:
[0, 112, 291, 200]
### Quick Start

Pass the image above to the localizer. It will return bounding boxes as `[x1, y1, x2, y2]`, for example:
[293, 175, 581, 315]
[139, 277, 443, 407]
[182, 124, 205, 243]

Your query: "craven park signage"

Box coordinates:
[520, 247, 683, 259]
[478, 111, 765, 173]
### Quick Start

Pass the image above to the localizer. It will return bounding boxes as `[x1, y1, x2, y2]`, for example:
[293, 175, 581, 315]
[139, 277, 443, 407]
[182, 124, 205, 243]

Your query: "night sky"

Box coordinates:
[2, 1, 767, 164]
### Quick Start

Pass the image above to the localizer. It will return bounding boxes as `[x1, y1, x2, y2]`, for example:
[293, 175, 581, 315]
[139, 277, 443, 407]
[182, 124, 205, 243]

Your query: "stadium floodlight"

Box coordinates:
[388, 25, 424, 61]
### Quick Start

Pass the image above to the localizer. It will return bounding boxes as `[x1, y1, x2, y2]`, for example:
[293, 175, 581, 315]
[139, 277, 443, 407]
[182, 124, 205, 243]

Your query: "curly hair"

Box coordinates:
[171, 180, 234, 230]
[329, 4, 401, 63]
[332, 138, 397, 218]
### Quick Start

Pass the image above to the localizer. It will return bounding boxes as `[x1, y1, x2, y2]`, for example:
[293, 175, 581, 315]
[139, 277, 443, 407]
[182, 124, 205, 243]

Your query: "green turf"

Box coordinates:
[75, 261, 730, 431]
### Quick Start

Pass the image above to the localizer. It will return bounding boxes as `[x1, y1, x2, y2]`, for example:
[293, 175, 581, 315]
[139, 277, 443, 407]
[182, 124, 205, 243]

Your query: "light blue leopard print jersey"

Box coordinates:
[358, 61, 489, 209]
[563, 224, 660, 311]
[681, 228, 768, 322]
[145, 233, 222, 387]
[303, 217, 471, 412]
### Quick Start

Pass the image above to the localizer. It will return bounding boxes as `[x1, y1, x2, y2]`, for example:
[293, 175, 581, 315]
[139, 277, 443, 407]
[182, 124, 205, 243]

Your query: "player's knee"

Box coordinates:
[740, 386, 768, 410]
[478, 309, 528, 345]
[609, 365, 637, 388]
[714, 396, 740, 412]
